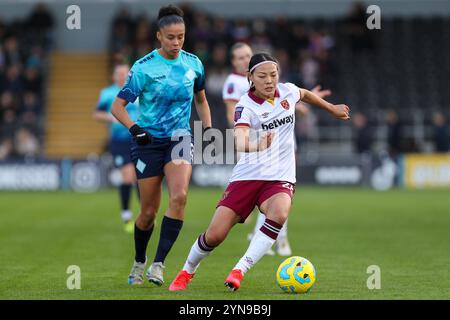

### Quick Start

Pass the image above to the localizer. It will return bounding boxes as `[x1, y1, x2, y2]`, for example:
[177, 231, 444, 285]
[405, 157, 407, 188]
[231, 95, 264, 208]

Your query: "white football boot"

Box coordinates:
[146, 262, 165, 286]
[128, 259, 147, 285]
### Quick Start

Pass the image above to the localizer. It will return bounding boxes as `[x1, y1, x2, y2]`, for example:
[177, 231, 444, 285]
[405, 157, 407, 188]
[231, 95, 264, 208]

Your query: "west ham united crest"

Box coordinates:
[280, 99, 290, 110]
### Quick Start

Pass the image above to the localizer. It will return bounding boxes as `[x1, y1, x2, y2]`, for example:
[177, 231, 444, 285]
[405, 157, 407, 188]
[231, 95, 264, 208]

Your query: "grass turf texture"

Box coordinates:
[0, 187, 449, 300]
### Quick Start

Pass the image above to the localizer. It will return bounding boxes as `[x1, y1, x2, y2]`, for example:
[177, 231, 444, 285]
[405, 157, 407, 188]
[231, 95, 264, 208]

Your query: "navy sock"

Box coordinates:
[154, 216, 183, 264]
[119, 184, 132, 211]
[134, 223, 153, 263]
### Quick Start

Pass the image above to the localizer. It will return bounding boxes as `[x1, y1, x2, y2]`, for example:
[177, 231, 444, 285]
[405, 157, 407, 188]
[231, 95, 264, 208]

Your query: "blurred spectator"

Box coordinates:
[206, 44, 229, 94]
[342, 1, 375, 53]
[0, 44, 4, 71]
[193, 41, 210, 65]
[290, 23, 310, 52]
[14, 127, 40, 158]
[192, 13, 213, 43]
[26, 3, 54, 31]
[352, 112, 373, 154]
[1, 91, 18, 111]
[23, 67, 42, 94]
[386, 110, 402, 156]
[26, 45, 45, 70]
[19, 92, 42, 126]
[250, 19, 272, 53]
[431, 111, 449, 152]
[210, 17, 232, 48]
[3, 36, 23, 67]
[295, 108, 318, 152]
[2, 109, 18, 140]
[134, 15, 153, 59]
[4, 65, 24, 93]
[299, 51, 319, 88]
[110, 7, 134, 55]
[274, 48, 292, 82]
[232, 19, 251, 43]
[0, 3, 53, 160]
[0, 138, 13, 160]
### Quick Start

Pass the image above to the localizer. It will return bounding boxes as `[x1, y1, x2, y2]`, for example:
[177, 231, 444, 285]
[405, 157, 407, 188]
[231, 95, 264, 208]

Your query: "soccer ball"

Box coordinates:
[276, 256, 316, 293]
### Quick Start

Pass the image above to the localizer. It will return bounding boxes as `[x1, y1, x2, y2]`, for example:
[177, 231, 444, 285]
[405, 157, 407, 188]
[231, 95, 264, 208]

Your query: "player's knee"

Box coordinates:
[121, 167, 136, 184]
[140, 206, 157, 222]
[266, 210, 289, 226]
[205, 230, 225, 247]
[169, 191, 187, 209]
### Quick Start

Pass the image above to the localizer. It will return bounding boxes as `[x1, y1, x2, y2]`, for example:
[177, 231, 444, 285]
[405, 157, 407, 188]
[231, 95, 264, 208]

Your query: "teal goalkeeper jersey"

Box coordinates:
[96, 84, 139, 141]
[117, 49, 205, 138]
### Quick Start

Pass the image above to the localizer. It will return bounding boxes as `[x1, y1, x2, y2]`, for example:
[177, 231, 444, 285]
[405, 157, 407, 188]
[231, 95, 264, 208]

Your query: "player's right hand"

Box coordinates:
[129, 124, 153, 145]
[258, 131, 274, 151]
[330, 104, 350, 120]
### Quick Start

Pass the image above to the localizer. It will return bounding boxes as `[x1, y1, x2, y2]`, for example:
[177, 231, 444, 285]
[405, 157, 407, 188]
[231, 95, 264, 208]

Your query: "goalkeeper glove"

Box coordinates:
[129, 124, 153, 145]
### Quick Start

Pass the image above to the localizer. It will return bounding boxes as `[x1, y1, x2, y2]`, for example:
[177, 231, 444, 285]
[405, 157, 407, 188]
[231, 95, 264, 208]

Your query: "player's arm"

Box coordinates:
[93, 90, 118, 123]
[110, 97, 135, 129]
[299, 88, 350, 120]
[295, 85, 332, 116]
[194, 89, 212, 129]
[234, 126, 273, 153]
[111, 97, 151, 145]
[224, 100, 238, 128]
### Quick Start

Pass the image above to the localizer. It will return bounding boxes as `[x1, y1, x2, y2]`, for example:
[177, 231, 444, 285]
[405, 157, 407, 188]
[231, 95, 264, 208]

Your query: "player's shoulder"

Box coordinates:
[133, 50, 158, 69]
[236, 92, 257, 111]
[181, 50, 203, 67]
[279, 82, 300, 94]
[181, 50, 201, 61]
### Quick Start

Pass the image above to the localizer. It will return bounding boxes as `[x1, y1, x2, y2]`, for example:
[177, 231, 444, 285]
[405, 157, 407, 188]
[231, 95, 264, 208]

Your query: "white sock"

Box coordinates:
[234, 218, 282, 274]
[182, 233, 214, 274]
[278, 218, 288, 240]
[121, 210, 132, 222]
[252, 212, 266, 236]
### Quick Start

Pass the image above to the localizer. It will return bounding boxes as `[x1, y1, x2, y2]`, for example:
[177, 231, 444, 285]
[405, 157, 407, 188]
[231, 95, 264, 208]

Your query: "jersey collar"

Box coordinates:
[248, 88, 280, 105]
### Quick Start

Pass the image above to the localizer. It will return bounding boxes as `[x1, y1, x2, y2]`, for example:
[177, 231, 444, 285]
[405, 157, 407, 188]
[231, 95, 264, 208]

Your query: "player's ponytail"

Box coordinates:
[247, 53, 278, 91]
[157, 5, 184, 30]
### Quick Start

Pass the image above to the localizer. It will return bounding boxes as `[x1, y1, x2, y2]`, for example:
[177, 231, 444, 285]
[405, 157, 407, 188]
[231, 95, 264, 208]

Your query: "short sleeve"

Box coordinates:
[234, 104, 253, 127]
[222, 76, 242, 101]
[194, 60, 205, 93]
[96, 89, 109, 111]
[285, 82, 301, 102]
[117, 64, 146, 103]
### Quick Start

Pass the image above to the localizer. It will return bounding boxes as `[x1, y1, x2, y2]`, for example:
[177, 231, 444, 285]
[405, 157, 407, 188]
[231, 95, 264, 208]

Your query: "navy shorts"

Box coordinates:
[109, 139, 133, 168]
[130, 135, 194, 179]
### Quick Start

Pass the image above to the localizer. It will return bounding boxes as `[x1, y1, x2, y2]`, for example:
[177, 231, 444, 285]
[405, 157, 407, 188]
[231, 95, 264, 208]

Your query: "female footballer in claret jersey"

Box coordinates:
[169, 53, 350, 292]
[111, 5, 212, 286]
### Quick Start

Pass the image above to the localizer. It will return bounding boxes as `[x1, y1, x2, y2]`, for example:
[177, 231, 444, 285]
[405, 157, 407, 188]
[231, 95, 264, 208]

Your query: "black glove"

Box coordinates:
[129, 124, 152, 145]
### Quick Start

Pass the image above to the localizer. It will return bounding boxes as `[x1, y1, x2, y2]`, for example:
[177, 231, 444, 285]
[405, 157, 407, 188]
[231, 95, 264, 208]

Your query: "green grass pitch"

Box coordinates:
[0, 187, 449, 300]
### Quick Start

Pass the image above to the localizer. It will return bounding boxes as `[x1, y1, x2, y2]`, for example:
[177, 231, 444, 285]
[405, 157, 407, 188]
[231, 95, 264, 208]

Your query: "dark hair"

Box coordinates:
[230, 42, 249, 60]
[248, 53, 278, 73]
[248, 53, 278, 90]
[157, 5, 184, 30]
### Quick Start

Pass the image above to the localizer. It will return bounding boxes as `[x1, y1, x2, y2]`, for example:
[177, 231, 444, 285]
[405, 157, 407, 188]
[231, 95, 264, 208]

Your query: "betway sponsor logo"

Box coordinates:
[261, 114, 294, 130]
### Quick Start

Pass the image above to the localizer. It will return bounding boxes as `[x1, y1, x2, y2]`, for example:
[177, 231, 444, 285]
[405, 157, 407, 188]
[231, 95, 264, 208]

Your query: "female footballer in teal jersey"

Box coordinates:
[111, 5, 212, 286]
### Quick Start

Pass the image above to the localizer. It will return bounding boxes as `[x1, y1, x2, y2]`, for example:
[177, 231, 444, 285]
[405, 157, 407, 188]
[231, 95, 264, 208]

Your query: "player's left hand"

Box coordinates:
[311, 85, 332, 99]
[330, 104, 350, 120]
